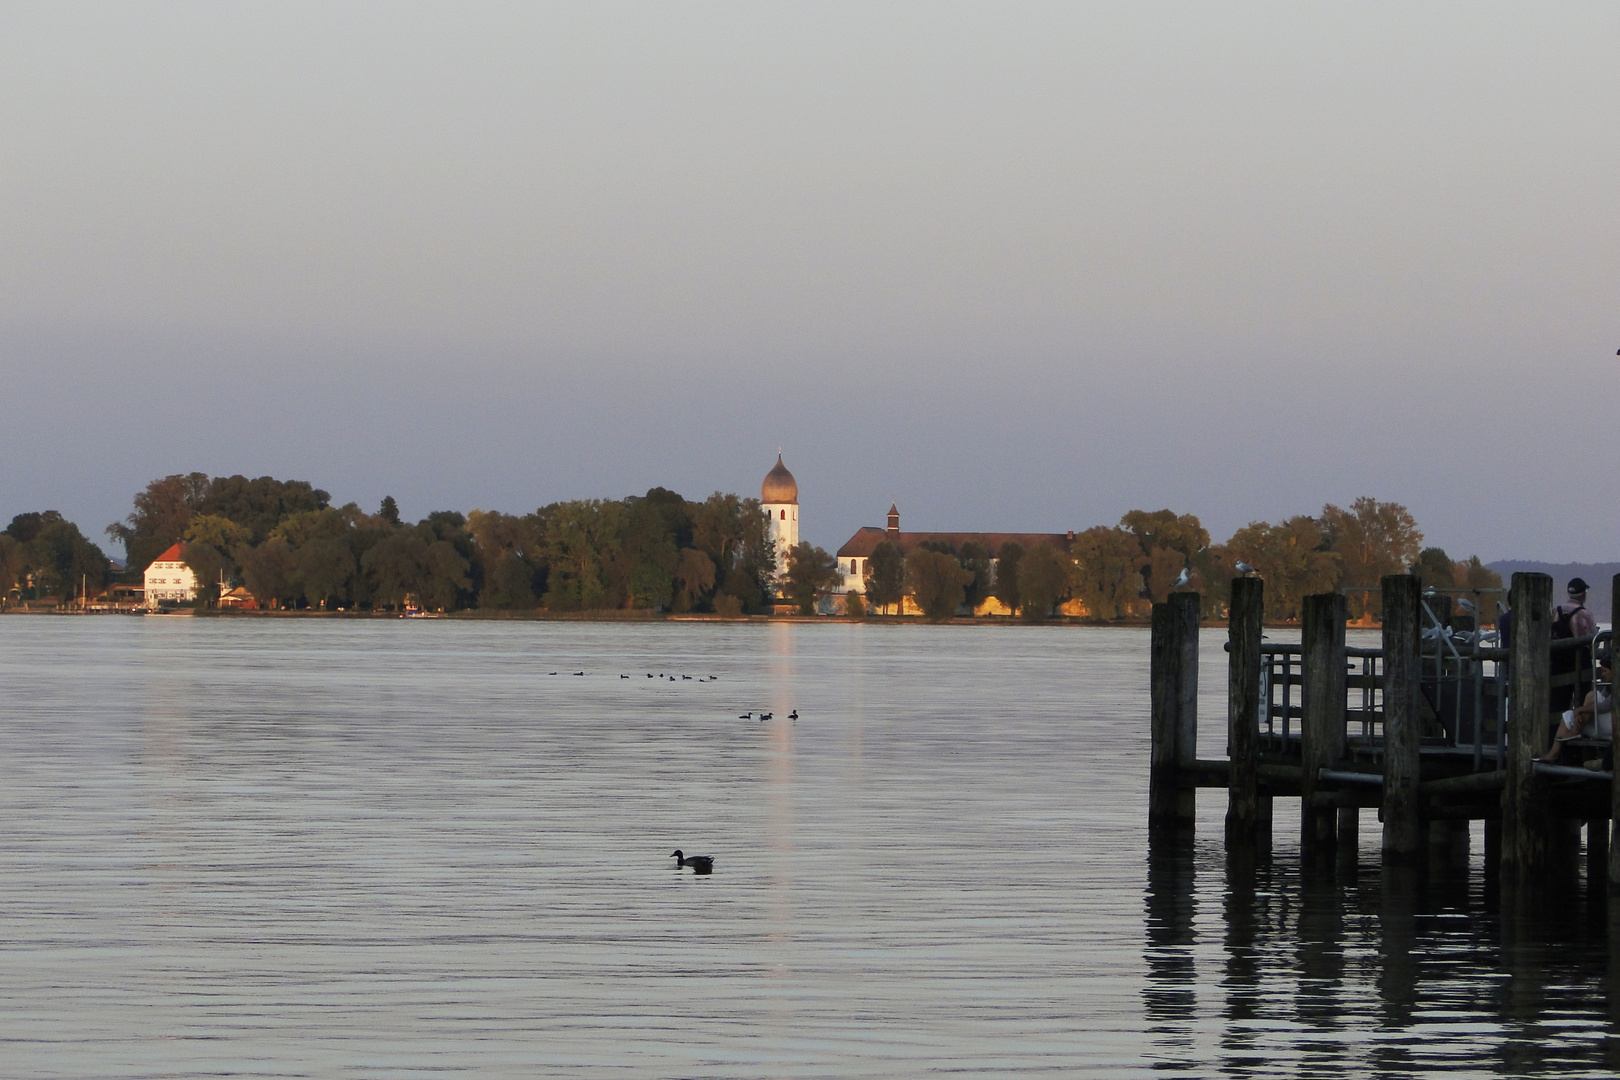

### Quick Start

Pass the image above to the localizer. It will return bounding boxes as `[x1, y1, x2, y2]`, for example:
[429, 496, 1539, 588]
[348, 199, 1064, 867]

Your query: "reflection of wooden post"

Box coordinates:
[1611, 574, 1620, 892]
[1301, 592, 1346, 856]
[1381, 574, 1422, 863]
[1504, 572, 1552, 885]
[1227, 577, 1264, 845]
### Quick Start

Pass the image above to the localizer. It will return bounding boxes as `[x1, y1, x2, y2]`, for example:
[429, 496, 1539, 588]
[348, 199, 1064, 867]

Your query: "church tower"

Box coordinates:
[761, 454, 799, 589]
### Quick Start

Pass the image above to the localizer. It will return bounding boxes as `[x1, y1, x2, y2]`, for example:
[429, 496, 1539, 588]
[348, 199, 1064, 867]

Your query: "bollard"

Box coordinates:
[1301, 592, 1347, 856]
[1227, 577, 1264, 846]
[1382, 574, 1423, 862]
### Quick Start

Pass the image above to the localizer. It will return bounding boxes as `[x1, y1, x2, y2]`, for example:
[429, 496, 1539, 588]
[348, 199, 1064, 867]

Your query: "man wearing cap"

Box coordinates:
[1549, 578, 1598, 715]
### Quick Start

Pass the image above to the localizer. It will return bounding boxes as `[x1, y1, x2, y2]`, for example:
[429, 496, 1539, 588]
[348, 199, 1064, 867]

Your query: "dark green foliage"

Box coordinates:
[6, 512, 110, 602]
[1017, 544, 1072, 622]
[993, 540, 1024, 615]
[785, 541, 840, 615]
[864, 540, 905, 613]
[958, 541, 992, 611]
[379, 496, 401, 526]
[905, 548, 973, 622]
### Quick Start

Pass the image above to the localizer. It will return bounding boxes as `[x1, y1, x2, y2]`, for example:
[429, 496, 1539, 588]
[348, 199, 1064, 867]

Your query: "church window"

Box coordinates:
[780, 509, 786, 520]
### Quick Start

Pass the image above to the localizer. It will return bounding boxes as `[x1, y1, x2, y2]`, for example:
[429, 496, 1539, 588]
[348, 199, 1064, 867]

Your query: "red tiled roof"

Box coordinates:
[836, 527, 1071, 559]
[149, 543, 185, 566]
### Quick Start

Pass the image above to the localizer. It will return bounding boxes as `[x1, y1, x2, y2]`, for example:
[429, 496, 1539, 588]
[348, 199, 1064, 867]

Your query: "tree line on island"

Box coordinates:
[0, 473, 1502, 622]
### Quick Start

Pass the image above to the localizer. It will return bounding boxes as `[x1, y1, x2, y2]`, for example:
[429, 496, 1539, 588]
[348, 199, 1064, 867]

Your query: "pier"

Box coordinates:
[1150, 572, 1616, 898]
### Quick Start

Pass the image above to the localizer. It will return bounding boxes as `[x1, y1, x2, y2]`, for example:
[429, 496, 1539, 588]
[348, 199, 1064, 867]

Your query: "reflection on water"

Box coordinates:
[0, 619, 1615, 1077]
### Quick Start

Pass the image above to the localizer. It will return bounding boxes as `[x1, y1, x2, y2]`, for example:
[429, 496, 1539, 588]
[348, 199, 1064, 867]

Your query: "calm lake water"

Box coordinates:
[0, 617, 1614, 1077]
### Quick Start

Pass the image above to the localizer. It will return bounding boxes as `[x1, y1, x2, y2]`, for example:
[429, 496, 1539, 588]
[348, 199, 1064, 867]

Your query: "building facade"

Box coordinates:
[143, 543, 198, 607]
[834, 504, 1076, 614]
[761, 454, 799, 591]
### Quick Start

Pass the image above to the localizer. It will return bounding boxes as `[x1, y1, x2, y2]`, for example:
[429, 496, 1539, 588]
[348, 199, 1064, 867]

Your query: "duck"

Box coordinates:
[758, 712, 773, 722]
[738, 712, 753, 719]
[670, 849, 714, 874]
[787, 710, 798, 721]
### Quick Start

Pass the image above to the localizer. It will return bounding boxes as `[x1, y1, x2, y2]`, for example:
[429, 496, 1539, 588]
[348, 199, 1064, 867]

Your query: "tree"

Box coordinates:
[672, 548, 716, 613]
[843, 590, 865, 618]
[107, 473, 211, 572]
[905, 548, 973, 621]
[785, 542, 840, 615]
[181, 514, 250, 605]
[21, 515, 110, 603]
[420, 540, 472, 611]
[379, 496, 401, 526]
[1120, 510, 1210, 561]
[1225, 516, 1340, 622]
[296, 538, 356, 610]
[1069, 528, 1144, 620]
[1412, 547, 1454, 593]
[0, 535, 24, 605]
[361, 533, 428, 610]
[864, 540, 905, 614]
[994, 540, 1025, 615]
[240, 539, 296, 608]
[1018, 543, 1073, 622]
[1319, 497, 1422, 619]
[958, 540, 993, 613]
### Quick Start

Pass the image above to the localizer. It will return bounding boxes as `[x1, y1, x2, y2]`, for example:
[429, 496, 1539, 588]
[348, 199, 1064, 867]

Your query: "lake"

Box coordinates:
[0, 617, 1613, 1077]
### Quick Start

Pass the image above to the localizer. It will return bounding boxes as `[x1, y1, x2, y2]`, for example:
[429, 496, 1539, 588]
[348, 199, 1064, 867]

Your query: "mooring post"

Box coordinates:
[1610, 573, 1620, 893]
[1150, 592, 1201, 837]
[1381, 574, 1423, 863]
[1301, 591, 1347, 857]
[1227, 577, 1264, 846]
[1172, 592, 1200, 826]
[1503, 572, 1552, 888]
[1150, 602, 1178, 829]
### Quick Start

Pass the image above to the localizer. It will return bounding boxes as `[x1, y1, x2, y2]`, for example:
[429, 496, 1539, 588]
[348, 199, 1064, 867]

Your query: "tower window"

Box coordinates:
[781, 509, 786, 520]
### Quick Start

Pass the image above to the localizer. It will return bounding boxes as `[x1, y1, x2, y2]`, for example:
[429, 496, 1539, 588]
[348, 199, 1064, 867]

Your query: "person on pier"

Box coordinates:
[1548, 578, 1597, 713]
[1541, 662, 1612, 764]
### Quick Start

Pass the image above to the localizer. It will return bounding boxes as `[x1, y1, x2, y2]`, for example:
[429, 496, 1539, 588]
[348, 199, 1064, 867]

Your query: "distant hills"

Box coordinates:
[1486, 561, 1620, 622]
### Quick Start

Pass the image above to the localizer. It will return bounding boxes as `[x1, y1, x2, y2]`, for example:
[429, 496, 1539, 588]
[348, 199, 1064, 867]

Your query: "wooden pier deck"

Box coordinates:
[1149, 572, 1617, 896]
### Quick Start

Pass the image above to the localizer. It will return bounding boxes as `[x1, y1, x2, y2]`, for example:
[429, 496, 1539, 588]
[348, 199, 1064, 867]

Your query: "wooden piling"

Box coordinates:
[1503, 572, 1552, 885]
[1150, 593, 1201, 835]
[1381, 574, 1423, 863]
[1227, 577, 1264, 846]
[1300, 592, 1347, 856]
[1610, 573, 1620, 893]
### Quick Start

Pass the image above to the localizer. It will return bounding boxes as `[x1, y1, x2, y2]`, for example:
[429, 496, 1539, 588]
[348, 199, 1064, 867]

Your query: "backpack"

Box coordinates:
[1552, 604, 1586, 641]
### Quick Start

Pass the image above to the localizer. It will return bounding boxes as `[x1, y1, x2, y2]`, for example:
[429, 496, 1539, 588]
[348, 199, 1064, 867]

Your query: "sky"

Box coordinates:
[2, 2, 1616, 562]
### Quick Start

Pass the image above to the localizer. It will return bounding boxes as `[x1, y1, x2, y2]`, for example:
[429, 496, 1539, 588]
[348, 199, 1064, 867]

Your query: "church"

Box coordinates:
[758, 454, 1075, 615]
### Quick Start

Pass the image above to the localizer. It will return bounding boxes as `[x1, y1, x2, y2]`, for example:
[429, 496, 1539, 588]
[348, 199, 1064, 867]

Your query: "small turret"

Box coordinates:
[887, 503, 900, 535]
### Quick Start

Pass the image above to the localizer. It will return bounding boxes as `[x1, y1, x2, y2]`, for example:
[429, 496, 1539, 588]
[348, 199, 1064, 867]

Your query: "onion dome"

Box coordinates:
[761, 454, 798, 504]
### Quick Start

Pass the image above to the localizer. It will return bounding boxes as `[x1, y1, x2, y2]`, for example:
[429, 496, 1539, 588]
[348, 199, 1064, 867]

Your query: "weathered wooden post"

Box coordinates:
[1503, 572, 1552, 887]
[1227, 577, 1264, 846]
[1382, 574, 1423, 863]
[1151, 593, 1202, 837]
[1610, 573, 1620, 893]
[1301, 591, 1347, 857]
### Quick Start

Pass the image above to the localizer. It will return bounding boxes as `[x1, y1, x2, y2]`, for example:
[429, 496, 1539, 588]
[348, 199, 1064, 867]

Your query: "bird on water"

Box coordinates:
[788, 710, 798, 721]
[739, 711, 753, 719]
[670, 850, 714, 874]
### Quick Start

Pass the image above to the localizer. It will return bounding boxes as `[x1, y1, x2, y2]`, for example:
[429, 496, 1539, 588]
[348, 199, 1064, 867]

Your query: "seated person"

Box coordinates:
[1541, 663, 1612, 763]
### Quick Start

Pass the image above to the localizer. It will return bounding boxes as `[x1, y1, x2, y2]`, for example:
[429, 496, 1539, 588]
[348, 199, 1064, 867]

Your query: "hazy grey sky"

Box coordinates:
[2, 2, 1615, 561]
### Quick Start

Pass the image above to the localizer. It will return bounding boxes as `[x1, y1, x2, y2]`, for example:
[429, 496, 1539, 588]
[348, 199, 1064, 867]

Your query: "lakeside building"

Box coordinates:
[834, 505, 1077, 616]
[762, 454, 799, 593]
[143, 544, 197, 607]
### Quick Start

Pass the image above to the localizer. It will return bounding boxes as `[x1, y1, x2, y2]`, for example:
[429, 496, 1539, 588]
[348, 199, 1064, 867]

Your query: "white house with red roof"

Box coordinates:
[143, 543, 198, 606]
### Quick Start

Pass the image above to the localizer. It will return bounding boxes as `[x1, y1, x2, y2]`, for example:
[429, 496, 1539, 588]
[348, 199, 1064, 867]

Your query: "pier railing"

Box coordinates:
[1150, 573, 1620, 896]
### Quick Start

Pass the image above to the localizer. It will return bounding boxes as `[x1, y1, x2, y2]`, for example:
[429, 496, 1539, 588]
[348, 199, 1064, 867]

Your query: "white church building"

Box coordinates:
[761, 454, 799, 591]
